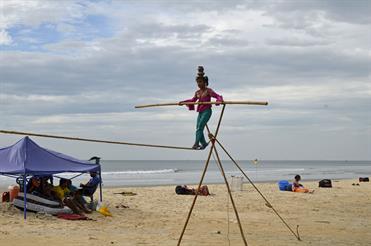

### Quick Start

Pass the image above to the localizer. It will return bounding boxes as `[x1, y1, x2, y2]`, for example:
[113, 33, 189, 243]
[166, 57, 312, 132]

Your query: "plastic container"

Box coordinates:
[278, 180, 289, 191]
[96, 201, 112, 216]
[8, 185, 20, 202]
[230, 176, 244, 192]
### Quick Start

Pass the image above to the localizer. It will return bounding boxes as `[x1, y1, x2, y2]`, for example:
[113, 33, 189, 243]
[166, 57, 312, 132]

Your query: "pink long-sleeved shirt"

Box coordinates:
[182, 88, 223, 112]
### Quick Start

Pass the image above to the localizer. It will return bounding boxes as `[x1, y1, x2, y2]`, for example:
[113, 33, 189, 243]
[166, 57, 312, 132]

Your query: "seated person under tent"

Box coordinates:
[74, 171, 101, 207]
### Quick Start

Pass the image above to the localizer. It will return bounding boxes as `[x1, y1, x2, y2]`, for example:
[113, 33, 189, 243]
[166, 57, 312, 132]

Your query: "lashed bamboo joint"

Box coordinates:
[135, 100, 268, 109]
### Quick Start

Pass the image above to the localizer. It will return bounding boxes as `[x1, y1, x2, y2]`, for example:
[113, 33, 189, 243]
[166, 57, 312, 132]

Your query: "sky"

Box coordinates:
[0, 0, 370, 161]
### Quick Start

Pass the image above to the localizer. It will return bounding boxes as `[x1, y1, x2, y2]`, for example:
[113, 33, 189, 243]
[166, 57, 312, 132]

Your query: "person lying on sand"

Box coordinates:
[175, 185, 210, 196]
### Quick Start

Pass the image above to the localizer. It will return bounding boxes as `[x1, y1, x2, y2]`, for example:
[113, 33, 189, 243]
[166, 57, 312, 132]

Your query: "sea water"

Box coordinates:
[1, 160, 370, 188]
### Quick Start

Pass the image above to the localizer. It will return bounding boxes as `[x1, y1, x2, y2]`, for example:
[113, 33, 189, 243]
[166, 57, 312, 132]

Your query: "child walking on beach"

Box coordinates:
[180, 66, 223, 150]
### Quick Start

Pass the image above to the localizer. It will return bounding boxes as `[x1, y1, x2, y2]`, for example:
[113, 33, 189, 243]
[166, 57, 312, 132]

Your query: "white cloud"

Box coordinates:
[0, 0, 370, 160]
[0, 29, 12, 45]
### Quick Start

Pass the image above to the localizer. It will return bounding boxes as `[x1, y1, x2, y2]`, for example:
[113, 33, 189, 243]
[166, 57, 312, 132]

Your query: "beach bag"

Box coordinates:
[359, 177, 369, 182]
[175, 185, 193, 195]
[319, 179, 332, 188]
[2, 192, 10, 202]
[278, 180, 289, 191]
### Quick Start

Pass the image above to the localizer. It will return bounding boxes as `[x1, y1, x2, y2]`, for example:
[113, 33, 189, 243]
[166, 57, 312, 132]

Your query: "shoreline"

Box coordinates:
[1, 176, 362, 191]
[1, 179, 370, 245]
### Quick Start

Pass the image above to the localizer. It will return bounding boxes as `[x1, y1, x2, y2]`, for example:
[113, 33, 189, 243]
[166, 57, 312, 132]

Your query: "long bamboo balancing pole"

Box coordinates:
[135, 100, 268, 108]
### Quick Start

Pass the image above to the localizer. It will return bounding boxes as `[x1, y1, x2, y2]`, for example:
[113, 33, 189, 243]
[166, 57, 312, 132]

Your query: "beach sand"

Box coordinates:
[1, 179, 370, 246]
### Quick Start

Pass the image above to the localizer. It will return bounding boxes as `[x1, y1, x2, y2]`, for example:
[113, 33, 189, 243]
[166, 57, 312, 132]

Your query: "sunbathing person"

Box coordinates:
[175, 185, 210, 196]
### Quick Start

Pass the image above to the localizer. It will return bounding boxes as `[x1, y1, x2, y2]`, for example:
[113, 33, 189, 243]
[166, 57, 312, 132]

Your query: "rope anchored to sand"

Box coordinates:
[0, 130, 194, 150]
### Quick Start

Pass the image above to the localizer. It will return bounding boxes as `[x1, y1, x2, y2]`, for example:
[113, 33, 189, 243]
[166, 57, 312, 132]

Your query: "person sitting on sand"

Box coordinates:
[26, 176, 42, 195]
[52, 178, 90, 214]
[66, 179, 92, 211]
[291, 175, 314, 193]
[38, 176, 55, 199]
[72, 172, 100, 209]
[79, 171, 100, 197]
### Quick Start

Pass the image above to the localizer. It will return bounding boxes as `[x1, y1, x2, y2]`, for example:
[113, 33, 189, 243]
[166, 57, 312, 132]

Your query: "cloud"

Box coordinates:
[0, 29, 12, 45]
[0, 0, 370, 160]
[267, 0, 371, 25]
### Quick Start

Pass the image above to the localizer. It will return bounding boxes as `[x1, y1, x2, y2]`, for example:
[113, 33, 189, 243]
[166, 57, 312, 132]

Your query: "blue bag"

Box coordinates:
[278, 180, 290, 191]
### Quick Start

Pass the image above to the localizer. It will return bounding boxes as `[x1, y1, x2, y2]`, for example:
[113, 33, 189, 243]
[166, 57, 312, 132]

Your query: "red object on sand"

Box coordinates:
[57, 213, 88, 220]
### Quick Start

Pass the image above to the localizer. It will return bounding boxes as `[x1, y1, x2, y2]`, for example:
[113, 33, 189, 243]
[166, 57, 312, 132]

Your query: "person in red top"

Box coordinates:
[180, 66, 223, 149]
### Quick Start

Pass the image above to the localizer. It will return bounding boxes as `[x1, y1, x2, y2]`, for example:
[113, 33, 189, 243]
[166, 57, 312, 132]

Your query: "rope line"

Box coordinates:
[0, 130, 194, 151]
[214, 138, 301, 241]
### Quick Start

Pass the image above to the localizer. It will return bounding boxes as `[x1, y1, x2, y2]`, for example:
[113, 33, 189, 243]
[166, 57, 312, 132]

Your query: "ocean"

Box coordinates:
[2, 160, 370, 188]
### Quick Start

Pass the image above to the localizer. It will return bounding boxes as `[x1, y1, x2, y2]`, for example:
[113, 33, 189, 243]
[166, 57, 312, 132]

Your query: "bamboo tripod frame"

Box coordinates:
[176, 104, 301, 245]
[177, 105, 250, 245]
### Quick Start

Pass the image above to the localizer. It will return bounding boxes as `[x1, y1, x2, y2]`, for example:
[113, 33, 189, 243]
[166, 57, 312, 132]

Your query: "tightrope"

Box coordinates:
[0, 130, 195, 151]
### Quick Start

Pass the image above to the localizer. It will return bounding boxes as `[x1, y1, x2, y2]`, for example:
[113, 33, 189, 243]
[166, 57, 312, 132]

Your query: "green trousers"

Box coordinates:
[195, 108, 212, 147]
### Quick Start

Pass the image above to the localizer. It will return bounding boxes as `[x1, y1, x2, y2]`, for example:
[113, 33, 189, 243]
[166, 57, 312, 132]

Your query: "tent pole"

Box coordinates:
[99, 170, 103, 202]
[96, 158, 102, 202]
[23, 175, 27, 220]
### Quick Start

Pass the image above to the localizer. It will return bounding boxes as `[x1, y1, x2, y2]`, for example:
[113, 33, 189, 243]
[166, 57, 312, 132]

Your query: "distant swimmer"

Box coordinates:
[179, 66, 223, 150]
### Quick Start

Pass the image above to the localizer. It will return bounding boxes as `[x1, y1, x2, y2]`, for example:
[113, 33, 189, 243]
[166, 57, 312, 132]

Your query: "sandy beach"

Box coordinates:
[0, 179, 370, 246]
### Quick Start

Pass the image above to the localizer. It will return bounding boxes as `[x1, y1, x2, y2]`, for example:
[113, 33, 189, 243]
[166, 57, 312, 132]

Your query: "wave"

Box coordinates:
[242, 168, 306, 173]
[101, 169, 179, 175]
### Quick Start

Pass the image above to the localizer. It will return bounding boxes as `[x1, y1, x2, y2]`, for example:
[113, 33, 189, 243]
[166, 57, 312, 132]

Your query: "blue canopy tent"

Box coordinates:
[0, 136, 102, 219]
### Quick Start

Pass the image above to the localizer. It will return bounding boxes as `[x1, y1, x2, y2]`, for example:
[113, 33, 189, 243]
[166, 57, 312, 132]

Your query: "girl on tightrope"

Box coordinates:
[180, 66, 223, 150]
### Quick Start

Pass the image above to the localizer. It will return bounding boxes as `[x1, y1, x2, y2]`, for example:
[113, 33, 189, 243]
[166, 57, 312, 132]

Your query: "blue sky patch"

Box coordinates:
[1, 14, 113, 52]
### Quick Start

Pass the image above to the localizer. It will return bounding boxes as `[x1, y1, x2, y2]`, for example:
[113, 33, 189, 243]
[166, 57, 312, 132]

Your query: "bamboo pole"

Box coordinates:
[0, 130, 194, 151]
[135, 100, 268, 108]
[212, 145, 248, 246]
[177, 105, 226, 245]
[205, 124, 248, 245]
